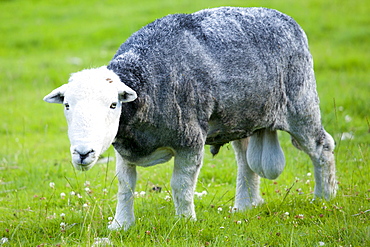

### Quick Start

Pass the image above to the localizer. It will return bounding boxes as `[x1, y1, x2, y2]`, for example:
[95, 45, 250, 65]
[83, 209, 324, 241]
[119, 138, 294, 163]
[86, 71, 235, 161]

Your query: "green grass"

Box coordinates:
[0, 0, 369, 246]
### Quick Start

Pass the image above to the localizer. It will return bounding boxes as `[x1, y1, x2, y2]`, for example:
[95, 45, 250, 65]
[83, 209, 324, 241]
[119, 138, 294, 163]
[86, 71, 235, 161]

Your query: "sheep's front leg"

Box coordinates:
[312, 132, 337, 200]
[108, 149, 137, 230]
[232, 138, 264, 210]
[171, 148, 203, 219]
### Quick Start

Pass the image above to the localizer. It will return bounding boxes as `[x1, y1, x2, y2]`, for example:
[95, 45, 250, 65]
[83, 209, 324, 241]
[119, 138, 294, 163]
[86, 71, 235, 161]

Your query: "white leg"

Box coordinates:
[171, 147, 203, 219]
[108, 149, 137, 230]
[232, 138, 264, 210]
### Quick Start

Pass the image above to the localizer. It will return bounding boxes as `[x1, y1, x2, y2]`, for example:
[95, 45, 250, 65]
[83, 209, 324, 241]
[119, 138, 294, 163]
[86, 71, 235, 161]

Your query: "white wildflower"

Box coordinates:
[307, 173, 311, 176]
[297, 214, 304, 219]
[92, 237, 113, 246]
[134, 191, 146, 197]
[46, 213, 56, 219]
[0, 237, 9, 244]
[60, 192, 66, 199]
[60, 213, 65, 218]
[341, 132, 354, 141]
[318, 241, 325, 246]
[49, 182, 55, 189]
[194, 190, 207, 198]
[344, 115, 352, 122]
[70, 191, 76, 196]
[217, 206, 223, 212]
[84, 181, 90, 187]
[164, 195, 171, 201]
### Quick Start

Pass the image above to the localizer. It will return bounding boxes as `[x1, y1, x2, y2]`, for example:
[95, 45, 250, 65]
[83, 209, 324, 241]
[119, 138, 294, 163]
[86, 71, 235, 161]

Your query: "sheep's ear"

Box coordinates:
[118, 84, 137, 103]
[43, 84, 68, 104]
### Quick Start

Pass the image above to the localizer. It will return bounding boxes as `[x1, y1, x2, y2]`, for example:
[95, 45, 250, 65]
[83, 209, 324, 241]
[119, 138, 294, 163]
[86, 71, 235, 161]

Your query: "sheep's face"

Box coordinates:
[43, 66, 137, 171]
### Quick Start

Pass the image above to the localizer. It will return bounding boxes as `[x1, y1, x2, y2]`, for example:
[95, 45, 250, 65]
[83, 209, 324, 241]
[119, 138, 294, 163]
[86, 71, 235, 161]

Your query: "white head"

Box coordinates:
[43, 66, 137, 171]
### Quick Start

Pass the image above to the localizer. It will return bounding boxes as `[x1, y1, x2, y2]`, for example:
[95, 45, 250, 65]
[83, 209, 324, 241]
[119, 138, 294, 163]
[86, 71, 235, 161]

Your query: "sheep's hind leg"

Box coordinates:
[109, 150, 137, 230]
[171, 147, 203, 220]
[232, 138, 264, 211]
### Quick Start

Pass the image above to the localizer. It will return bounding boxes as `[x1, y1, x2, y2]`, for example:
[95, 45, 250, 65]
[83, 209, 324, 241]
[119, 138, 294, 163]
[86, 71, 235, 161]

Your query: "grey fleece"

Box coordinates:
[107, 7, 323, 161]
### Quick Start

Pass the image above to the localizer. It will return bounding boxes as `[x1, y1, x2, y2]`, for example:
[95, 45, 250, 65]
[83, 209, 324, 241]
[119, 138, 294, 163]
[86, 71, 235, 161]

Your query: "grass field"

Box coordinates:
[0, 0, 369, 246]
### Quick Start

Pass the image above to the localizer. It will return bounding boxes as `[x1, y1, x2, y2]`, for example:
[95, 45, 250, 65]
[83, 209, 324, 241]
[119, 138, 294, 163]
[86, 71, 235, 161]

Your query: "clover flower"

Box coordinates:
[92, 238, 113, 246]
[49, 182, 55, 189]
[1, 237, 9, 244]
[60, 222, 66, 231]
[194, 191, 207, 199]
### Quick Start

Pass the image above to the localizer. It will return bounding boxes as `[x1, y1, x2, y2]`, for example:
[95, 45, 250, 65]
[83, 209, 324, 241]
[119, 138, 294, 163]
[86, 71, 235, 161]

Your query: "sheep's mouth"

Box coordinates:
[73, 159, 98, 171]
[75, 163, 94, 171]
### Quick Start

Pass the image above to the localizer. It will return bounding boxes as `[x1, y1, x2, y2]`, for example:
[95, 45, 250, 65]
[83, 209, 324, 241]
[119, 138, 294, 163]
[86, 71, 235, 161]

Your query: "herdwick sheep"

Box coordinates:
[43, 7, 337, 230]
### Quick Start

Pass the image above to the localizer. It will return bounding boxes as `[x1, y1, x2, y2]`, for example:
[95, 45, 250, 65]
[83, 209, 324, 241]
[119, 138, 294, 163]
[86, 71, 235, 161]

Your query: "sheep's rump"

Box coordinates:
[108, 7, 318, 157]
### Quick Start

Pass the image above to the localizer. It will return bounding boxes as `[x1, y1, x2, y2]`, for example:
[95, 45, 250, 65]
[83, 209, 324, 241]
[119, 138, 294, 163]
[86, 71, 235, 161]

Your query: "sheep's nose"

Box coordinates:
[73, 147, 95, 164]
[78, 150, 94, 161]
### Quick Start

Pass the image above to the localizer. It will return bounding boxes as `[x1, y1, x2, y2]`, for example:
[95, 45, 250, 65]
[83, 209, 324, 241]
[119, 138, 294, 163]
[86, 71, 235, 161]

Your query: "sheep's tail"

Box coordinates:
[247, 129, 285, 180]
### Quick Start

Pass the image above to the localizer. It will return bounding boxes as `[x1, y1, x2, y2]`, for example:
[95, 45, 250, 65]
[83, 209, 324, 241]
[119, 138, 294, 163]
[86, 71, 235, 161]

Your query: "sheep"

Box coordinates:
[43, 7, 337, 230]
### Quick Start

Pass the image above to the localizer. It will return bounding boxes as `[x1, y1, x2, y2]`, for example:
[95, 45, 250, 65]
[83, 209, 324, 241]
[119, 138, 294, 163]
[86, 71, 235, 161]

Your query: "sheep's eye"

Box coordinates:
[110, 102, 118, 109]
[64, 103, 70, 110]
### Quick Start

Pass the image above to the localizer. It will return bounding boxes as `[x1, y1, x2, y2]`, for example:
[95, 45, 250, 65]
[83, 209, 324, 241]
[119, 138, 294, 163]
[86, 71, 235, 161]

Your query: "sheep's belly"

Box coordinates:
[206, 122, 255, 146]
[128, 147, 174, 167]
